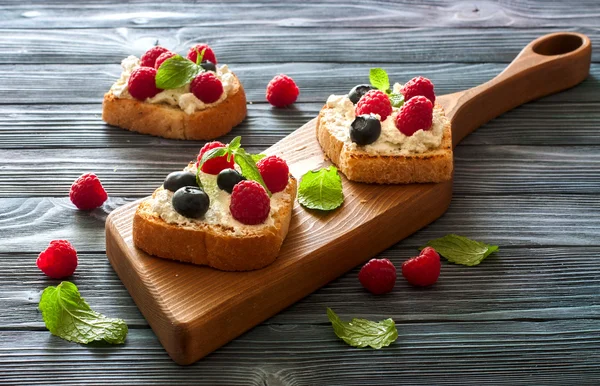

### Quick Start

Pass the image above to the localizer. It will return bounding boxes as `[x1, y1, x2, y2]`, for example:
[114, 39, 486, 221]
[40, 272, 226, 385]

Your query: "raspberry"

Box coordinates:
[197, 141, 235, 175]
[127, 67, 162, 100]
[69, 173, 108, 210]
[355, 90, 393, 121]
[230, 180, 270, 225]
[401, 76, 435, 104]
[395, 96, 433, 136]
[401, 247, 441, 287]
[154, 51, 176, 69]
[190, 72, 223, 103]
[358, 258, 397, 295]
[266, 74, 299, 107]
[257, 155, 289, 193]
[187, 44, 217, 64]
[140, 46, 171, 68]
[36, 240, 78, 279]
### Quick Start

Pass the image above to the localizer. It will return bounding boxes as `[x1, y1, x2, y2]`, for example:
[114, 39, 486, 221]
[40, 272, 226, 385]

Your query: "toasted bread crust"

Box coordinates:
[316, 104, 453, 184]
[102, 75, 247, 140]
[132, 177, 297, 271]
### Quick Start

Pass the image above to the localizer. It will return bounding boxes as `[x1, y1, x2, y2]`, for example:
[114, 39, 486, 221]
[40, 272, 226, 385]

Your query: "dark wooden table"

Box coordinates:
[1, 1, 599, 384]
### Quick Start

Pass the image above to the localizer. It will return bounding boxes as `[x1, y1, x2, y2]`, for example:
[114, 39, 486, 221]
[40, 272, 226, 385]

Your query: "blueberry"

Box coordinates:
[350, 115, 381, 146]
[217, 168, 246, 193]
[172, 186, 210, 218]
[348, 84, 375, 104]
[163, 171, 197, 192]
[200, 60, 217, 72]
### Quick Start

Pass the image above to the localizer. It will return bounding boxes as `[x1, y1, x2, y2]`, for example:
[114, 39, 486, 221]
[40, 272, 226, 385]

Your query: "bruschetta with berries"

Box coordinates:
[103, 44, 247, 140]
[316, 69, 453, 184]
[132, 137, 296, 271]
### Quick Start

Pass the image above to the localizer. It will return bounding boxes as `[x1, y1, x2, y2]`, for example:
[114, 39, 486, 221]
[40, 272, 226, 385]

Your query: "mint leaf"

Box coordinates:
[369, 68, 390, 93]
[199, 147, 228, 167]
[327, 308, 397, 349]
[155, 55, 200, 89]
[39, 281, 128, 345]
[423, 234, 499, 266]
[195, 47, 206, 65]
[234, 147, 271, 195]
[388, 92, 404, 108]
[228, 136, 242, 151]
[251, 153, 266, 163]
[298, 166, 343, 211]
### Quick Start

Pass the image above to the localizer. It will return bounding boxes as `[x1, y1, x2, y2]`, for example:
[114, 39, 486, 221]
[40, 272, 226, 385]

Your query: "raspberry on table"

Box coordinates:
[36, 240, 78, 279]
[190, 72, 224, 104]
[401, 247, 441, 287]
[230, 180, 271, 225]
[401, 76, 436, 104]
[154, 51, 176, 69]
[187, 44, 217, 64]
[395, 95, 434, 136]
[266, 74, 299, 107]
[127, 67, 162, 100]
[355, 90, 393, 121]
[140, 46, 171, 68]
[358, 258, 397, 295]
[69, 173, 108, 210]
[197, 141, 235, 175]
[257, 155, 289, 193]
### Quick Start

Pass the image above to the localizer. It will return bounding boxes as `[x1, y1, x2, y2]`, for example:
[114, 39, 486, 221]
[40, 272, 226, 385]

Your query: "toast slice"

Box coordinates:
[102, 74, 247, 140]
[133, 173, 297, 271]
[316, 102, 453, 184]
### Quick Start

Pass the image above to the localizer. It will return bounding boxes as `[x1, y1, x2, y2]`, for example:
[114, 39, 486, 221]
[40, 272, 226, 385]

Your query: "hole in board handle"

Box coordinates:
[532, 34, 584, 56]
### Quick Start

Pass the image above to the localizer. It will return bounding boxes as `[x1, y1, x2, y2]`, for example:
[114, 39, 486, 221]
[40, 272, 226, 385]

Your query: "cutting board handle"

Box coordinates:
[438, 32, 592, 147]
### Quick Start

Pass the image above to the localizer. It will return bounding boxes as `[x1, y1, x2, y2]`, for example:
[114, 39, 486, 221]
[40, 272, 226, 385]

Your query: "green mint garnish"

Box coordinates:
[195, 47, 207, 65]
[198, 136, 271, 195]
[422, 234, 499, 266]
[369, 68, 390, 94]
[155, 55, 202, 89]
[327, 308, 398, 349]
[39, 281, 128, 345]
[298, 166, 343, 211]
[251, 153, 267, 163]
[388, 92, 404, 108]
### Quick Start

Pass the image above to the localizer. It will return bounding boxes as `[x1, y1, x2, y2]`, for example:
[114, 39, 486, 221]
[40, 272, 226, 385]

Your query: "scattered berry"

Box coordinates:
[230, 180, 270, 225]
[266, 74, 299, 107]
[163, 171, 197, 192]
[197, 141, 235, 175]
[358, 258, 397, 295]
[348, 84, 375, 104]
[200, 60, 217, 72]
[140, 46, 171, 68]
[172, 186, 210, 219]
[217, 169, 246, 193]
[355, 90, 393, 121]
[401, 247, 441, 287]
[350, 115, 381, 146]
[401, 76, 435, 104]
[69, 173, 108, 210]
[257, 155, 289, 193]
[187, 44, 217, 64]
[154, 51, 176, 69]
[128, 67, 162, 100]
[395, 96, 433, 136]
[37, 240, 78, 279]
[190, 72, 223, 103]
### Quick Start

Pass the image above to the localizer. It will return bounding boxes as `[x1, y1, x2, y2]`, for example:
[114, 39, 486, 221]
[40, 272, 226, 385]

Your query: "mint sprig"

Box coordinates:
[327, 308, 398, 349]
[369, 68, 404, 108]
[39, 281, 128, 345]
[297, 166, 343, 211]
[195, 47, 207, 65]
[155, 53, 212, 90]
[422, 234, 499, 266]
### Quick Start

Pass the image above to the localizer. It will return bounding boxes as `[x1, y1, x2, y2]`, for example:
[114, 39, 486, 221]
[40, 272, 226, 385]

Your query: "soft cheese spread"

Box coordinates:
[322, 83, 445, 155]
[146, 165, 290, 235]
[109, 55, 237, 114]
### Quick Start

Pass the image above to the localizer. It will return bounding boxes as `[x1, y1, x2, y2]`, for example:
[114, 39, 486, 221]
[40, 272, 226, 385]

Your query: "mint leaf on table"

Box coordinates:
[388, 92, 404, 108]
[369, 68, 390, 93]
[423, 234, 499, 266]
[327, 308, 398, 349]
[39, 281, 128, 344]
[297, 166, 343, 211]
[155, 55, 201, 89]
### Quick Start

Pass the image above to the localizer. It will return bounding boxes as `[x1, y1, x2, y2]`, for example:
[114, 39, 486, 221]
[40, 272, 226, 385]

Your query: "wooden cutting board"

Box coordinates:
[106, 33, 590, 365]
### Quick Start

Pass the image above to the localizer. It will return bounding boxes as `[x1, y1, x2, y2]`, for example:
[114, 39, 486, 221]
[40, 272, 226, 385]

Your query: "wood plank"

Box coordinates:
[1, 323, 600, 384]
[1, 27, 599, 64]
[3, 247, 600, 329]
[1, 1, 600, 28]
[0, 194, 598, 254]
[1, 102, 599, 149]
[1, 62, 599, 105]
